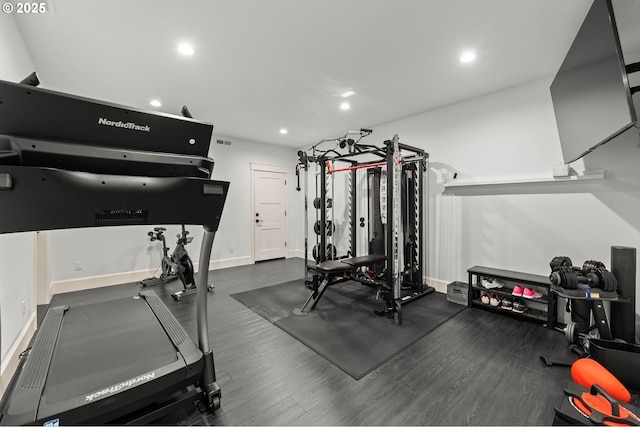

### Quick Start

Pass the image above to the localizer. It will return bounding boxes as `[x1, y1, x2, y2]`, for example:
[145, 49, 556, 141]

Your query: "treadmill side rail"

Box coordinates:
[141, 290, 203, 369]
[0, 293, 205, 426]
[0, 306, 68, 426]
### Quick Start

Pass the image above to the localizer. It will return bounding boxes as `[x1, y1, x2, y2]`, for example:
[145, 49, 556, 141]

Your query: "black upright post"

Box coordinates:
[417, 158, 424, 292]
[319, 159, 327, 263]
[610, 246, 637, 343]
[350, 168, 357, 257]
[385, 140, 393, 288]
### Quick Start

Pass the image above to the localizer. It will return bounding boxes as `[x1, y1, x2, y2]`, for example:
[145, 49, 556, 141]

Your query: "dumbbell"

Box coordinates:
[549, 256, 573, 270]
[549, 265, 617, 291]
[312, 243, 337, 261]
[550, 256, 606, 276]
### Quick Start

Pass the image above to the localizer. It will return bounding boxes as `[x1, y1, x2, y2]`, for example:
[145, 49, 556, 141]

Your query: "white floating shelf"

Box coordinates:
[443, 169, 605, 189]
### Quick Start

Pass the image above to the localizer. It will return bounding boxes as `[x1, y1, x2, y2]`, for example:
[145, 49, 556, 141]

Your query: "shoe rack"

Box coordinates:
[467, 266, 559, 330]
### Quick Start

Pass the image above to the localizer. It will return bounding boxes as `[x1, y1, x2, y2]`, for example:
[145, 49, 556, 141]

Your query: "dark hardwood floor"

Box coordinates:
[46, 258, 577, 425]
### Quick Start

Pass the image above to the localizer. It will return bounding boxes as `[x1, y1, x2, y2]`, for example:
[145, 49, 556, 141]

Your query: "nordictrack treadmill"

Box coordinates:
[0, 76, 229, 425]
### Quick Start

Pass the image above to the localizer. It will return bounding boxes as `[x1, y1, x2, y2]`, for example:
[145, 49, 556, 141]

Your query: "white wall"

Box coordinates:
[0, 12, 37, 370]
[208, 136, 303, 260]
[0, 233, 35, 363]
[372, 78, 640, 312]
[47, 136, 302, 284]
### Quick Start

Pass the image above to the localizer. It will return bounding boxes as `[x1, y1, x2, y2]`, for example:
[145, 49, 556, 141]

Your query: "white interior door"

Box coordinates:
[253, 169, 287, 261]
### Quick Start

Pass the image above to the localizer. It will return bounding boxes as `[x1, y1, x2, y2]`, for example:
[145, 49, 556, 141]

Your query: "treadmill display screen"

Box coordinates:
[0, 79, 213, 158]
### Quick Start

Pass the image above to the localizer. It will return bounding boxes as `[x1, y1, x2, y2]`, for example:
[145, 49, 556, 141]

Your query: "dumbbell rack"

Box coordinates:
[549, 284, 624, 341]
[548, 255, 629, 343]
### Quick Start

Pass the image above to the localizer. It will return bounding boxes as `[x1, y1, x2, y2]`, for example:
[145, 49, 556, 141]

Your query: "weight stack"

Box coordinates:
[610, 246, 637, 343]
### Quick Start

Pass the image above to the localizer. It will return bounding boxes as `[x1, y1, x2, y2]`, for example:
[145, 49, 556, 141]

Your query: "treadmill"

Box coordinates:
[0, 75, 229, 425]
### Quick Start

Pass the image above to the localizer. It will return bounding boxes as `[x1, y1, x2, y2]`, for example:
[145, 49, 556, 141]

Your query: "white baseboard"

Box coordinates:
[425, 276, 448, 294]
[50, 256, 255, 297]
[0, 313, 36, 401]
[51, 268, 158, 295]
[288, 249, 304, 259]
[208, 255, 253, 271]
[49, 256, 452, 298]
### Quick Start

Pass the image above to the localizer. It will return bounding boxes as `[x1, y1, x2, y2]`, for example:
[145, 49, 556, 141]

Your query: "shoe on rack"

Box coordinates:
[512, 285, 523, 297]
[481, 276, 504, 289]
[481, 292, 490, 305]
[512, 298, 527, 314]
[501, 298, 513, 311]
[522, 288, 543, 299]
[489, 293, 501, 307]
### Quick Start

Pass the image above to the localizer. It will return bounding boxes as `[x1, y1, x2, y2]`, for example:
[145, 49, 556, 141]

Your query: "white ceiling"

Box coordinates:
[13, 0, 594, 148]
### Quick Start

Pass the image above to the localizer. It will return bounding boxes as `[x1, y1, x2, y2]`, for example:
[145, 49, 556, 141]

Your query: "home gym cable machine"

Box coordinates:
[295, 130, 435, 325]
[0, 75, 227, 425]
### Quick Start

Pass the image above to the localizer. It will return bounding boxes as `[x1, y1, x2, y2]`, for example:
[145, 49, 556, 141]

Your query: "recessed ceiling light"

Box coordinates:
[340, 90, 355, 98]
[279, 128, 288, 135]
[460, 51, 476, 63]
[149, 99, 162, 107]
[340, 102, 351, 111]
[178, 42, 195, 56]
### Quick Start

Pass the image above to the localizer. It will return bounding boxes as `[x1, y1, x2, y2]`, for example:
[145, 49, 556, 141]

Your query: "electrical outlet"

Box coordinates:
[22, 300, 26, 315]
[75, 260, 83, 271]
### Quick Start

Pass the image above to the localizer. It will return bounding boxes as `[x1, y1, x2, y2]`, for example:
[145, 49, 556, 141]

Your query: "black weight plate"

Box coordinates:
[599, 269, 617, 292]
[583, 260, 605, 275]
[550, 256, 572, 270]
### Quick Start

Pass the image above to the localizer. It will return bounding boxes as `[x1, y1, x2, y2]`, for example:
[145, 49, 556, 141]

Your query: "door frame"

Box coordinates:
[250, 162, 290, 262]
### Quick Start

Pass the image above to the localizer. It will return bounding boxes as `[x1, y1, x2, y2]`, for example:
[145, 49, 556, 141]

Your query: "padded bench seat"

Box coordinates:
[314, 260, 351, 273]
[297, 253, 388, 315]
[341, 254, 386, 267]
[313, 254, 386, 273]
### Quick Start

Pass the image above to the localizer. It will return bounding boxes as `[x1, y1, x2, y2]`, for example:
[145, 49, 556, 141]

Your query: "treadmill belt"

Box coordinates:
[44, 296, 178, 403]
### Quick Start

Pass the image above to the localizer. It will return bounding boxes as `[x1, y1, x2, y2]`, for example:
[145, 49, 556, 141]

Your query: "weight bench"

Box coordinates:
[294, 254, 386, 315]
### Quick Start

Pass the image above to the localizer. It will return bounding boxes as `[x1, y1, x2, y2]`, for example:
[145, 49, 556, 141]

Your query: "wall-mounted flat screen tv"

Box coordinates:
[550, 0, 638, 164]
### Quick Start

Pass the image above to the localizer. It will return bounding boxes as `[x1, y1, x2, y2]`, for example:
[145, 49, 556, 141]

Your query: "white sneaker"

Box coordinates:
[489, 294, 501, 307]
[481, 277, 503, 289]
[481, 292, 490, 305]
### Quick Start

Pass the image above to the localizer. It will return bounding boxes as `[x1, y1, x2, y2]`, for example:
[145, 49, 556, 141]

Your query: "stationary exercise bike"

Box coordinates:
[139, 225, 213, 300]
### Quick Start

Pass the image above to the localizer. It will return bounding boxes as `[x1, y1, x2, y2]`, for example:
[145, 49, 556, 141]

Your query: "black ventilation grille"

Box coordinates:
[95, 209, 148, 226]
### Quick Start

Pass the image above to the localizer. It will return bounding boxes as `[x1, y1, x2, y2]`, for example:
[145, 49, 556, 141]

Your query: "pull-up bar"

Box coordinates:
[326, 157, 402, 174]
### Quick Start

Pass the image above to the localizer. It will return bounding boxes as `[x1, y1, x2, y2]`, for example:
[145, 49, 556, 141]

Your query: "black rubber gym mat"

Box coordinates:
[230, 280, 466, 379]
